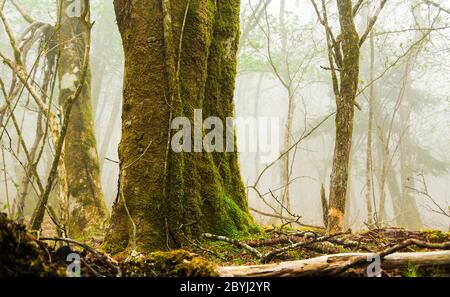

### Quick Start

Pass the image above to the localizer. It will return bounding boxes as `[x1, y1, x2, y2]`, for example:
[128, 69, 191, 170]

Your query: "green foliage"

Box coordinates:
[238, 9, 322, 83]
[421, 230, 450, 242]
[121, 250, 217, 277]
[402, 263, 422, 277]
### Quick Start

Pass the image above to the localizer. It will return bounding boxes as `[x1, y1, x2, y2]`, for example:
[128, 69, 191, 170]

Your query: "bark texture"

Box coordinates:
[327, 0, 360, 233]
[58, 0, 107, 239]
[105, 0, 255, 253]
[218, 251, 450, 277]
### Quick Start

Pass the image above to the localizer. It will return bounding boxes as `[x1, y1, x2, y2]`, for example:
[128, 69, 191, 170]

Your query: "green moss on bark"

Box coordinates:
[105, 0, 256, 253]
[58, 0, 108, 240]
[121, 250, 217, 277]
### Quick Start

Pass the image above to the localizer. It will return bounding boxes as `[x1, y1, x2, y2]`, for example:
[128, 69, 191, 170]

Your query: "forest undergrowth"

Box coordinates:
[1, 212, 449, 277]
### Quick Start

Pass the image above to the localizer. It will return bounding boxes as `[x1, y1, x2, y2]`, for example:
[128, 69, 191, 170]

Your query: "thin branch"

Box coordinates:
[10, 0, 35, 24]
[203, 233, 263, 258]
[359, 0, 388, 47]
[423, 0, 450, 15]
[352, 0, 365, 16]
[261, 232, 348, 263]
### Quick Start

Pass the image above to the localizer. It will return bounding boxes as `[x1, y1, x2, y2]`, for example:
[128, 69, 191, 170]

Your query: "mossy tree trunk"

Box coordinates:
[57, 0, 107, 240]
[105, 0, 255, 253]
[327, 0, 360, 233]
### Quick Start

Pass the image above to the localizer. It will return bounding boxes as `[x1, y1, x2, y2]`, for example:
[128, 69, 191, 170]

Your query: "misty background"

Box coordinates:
[1, 0, 449, 231]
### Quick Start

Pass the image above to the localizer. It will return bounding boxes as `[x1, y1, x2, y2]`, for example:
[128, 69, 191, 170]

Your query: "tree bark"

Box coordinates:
[364, 31, 375, 226]
[278, 0, 294, 215]
[217, 251, 450, 277]
[105, 0, 254, 253]
[57, 0, 107, 240]
[396, 4, 424, 230]
[327, 0, 360, 233]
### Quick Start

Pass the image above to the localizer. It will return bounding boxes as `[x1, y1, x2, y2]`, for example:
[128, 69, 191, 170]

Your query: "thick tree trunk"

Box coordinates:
[399, 98, 422, 229]
[386, 166, 403, 225]
[396, 5, 424, 230]
[327, 0, 360, 233]
[57, 0, 107, 240]
[105, 0, 254, 253]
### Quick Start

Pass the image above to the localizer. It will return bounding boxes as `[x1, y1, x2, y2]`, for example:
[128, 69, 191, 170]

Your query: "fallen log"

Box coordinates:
[217, 251, 450, 277]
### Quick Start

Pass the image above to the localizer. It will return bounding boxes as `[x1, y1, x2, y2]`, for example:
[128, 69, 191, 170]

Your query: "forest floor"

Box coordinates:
[1, 213, 449, 277]
[194, 226, 450, 277]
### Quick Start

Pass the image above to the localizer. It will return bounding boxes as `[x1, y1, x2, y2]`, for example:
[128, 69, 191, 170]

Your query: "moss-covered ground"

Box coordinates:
[1, 213, 449, 277]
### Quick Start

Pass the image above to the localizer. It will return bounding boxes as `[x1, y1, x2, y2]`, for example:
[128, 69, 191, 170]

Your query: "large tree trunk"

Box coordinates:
[399, 91, 422, 229]
[57, 0, 107, 240]
[105, 0, 254, 253]
[396, 4, 424, 230]
[327, 0, 360, 233]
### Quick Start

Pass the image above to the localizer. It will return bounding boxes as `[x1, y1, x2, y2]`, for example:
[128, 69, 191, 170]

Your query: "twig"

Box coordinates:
[39, 237, 120, 273]
[202, 233, 263, 259]
[329, 238, 450, 276]
[249, 207, 325, 230]
[261, 232, 348, 263]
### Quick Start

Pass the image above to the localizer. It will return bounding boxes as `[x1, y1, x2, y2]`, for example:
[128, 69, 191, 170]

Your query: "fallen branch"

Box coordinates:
[40, 237, 120, 274]
[261, 232, 348, 263]
[249, 207, 325, 230]
[203, 232, 349, 263]
[202, 233, 263, 258]
[217, 251, 450, 277]
[246, 235, 304, 248]
[329, 238, 450, 276]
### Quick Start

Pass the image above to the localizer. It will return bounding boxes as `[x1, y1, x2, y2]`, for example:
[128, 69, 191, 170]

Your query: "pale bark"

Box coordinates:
[56, 0, 107, 239]
[218, 251, 450, 277]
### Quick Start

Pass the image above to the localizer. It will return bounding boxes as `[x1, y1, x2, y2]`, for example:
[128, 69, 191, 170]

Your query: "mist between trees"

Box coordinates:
[0, 0, 449, 252]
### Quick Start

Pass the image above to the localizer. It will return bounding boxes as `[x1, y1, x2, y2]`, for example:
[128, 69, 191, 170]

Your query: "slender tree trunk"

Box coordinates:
[327, 0, 360, 233]
[253, 73, 264, 177]
[320, 184, 328, 229]
[365, 32, 375, 226]
[105, 0, 254, 253]
[279, 0, 293, 214]
[377, 136, 389, 224]
[16, 41, 56, 223]
[281, 86, 294, 215]
[16, 112, 43, 223]
[57, 0, 107, 240]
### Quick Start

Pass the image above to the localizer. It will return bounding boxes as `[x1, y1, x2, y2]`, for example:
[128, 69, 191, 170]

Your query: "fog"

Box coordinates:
[1, 0, 449, 231]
